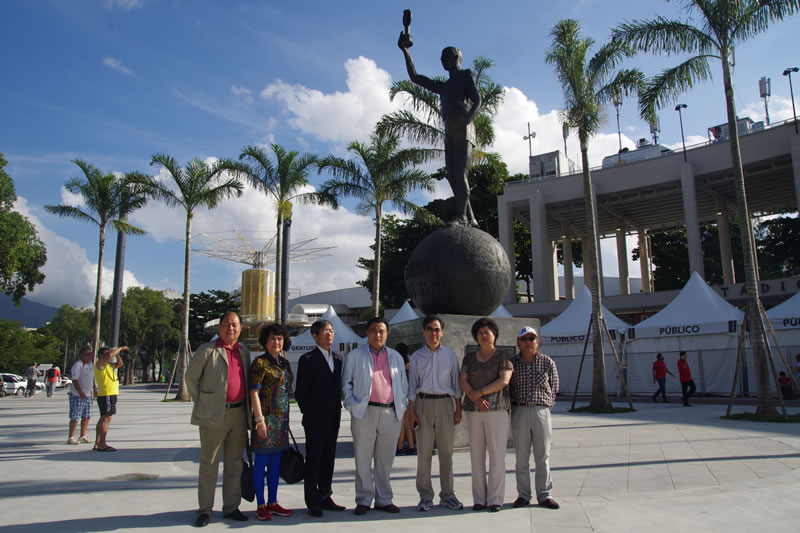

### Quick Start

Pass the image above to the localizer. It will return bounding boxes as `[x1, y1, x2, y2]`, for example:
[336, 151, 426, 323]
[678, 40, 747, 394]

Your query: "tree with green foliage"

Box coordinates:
[234, 145, 321, 323]
[142, 154, 243, 400]
[0, 319, 46, 373]
[45, 160, 146, 359]
[319, 130, 433, 317]
[546, 19, 644, 410]
[188, 290, 240, 349]
[613, 1, 799, 416]
[0, 154, 47, 304]
[41, 304, 94, 370]
[118, 287, 177, 384]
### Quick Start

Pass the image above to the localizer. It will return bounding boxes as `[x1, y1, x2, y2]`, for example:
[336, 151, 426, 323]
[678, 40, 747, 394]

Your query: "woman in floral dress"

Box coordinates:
[249, 323, 295, 521]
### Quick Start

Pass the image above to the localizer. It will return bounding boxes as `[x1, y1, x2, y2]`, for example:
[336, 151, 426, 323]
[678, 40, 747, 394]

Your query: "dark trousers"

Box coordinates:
[681, 380, 696, 405]
[653, 378, 667, 401]
[303, 419, 340, 509]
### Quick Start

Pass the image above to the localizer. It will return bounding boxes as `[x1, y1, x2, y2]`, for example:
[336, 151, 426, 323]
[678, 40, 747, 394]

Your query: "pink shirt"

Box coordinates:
[368, 345, 393, 404]
[217, 339, 246, 403]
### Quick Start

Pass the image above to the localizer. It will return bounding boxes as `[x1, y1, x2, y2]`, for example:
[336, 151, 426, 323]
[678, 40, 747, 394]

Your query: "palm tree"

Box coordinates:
[546, 19, 644, 410]
[377, 56, 504, 163]
[318, 130, 434, 317]
[236, 145, 320, 323]
[612, 0, 799, 417]
[45, 160, 146, 358]
[144, 154, 243, 401]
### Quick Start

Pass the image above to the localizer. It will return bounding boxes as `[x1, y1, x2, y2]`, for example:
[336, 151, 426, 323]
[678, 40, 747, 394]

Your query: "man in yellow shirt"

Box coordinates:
[94, 346, 127, 451]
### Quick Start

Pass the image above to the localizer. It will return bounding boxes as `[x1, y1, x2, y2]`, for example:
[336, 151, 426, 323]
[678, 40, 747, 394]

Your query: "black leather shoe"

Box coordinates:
[321, 498, 345, 511]
[223, 509, 248, 521]
[194, 513, 210, 527]
[375, 503, 400, 513]
[489, 504, 502, 512]
[308, 507, 323, 517]
[539, 498, 560, 510]
[513, 497, 530, 508]
[472, 504, 485, 511]
[354, 504, 369, 515]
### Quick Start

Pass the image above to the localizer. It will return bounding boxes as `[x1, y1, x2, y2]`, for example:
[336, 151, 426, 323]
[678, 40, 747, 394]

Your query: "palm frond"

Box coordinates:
[376, 110, 444, 147]
[637, 55, 714, 119]
[43, 204, 99, 226]
[612, 17, 718, 55]
[110, 218, 147, 236]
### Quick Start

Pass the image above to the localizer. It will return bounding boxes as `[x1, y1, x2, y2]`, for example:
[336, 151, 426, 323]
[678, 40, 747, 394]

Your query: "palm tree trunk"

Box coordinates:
[92, 227, 106, 360]
[721, 53, 776, 416]
[176, 214, 192, 401]
[274, 214, 283, 322]
[580, 135, 609, 410]
[372, 207, 382, 318]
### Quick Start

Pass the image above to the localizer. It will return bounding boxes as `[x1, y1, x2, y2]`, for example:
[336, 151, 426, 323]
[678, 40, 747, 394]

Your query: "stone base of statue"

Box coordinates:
[405, 224, 514, 316]
[389, 314, 539, 448]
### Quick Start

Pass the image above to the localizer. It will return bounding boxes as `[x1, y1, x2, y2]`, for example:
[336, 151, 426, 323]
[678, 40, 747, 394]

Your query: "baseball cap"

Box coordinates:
[517, 326, 539, 338]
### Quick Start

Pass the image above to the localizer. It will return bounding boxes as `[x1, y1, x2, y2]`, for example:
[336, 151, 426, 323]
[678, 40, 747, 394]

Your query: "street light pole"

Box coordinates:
[523, 122, 536, 158]
[783, 67, 799, 134]
[613, 90, 623, 152]
[675, 104, 688, 162]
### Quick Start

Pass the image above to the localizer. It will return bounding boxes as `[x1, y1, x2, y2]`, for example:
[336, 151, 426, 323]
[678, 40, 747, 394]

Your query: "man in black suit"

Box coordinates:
[295, 319, 346, 517]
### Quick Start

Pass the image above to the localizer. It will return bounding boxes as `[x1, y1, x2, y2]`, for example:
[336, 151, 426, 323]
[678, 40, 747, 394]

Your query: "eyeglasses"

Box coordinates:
[519, 336, 537, 342]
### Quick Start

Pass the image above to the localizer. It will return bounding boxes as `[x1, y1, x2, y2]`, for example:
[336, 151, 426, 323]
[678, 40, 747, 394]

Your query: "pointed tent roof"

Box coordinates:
[540, 286, 629, 343]
[389, 301, 421, 324]
[766, 291, 800, 330]
[632, 272, 743, 338]
[288, 305, 364, 355]
[489, 304, 513, 318]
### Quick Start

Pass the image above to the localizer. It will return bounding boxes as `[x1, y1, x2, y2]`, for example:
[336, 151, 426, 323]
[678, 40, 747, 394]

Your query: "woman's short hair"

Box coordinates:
[259, 323, 288, 349]
[471, 317, 499, 343]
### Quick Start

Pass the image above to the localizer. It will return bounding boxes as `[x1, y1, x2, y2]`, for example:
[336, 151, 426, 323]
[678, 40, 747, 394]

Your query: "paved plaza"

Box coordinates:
[1, 385, 798, 532]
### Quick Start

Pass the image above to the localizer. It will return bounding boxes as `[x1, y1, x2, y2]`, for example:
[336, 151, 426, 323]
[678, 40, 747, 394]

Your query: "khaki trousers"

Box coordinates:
[414, 396, 457, 500]
[351, 405, 402, 507]
[465, 410, 510, 506]
[197, 404, 247, 515]
[510, 405, 553, 503]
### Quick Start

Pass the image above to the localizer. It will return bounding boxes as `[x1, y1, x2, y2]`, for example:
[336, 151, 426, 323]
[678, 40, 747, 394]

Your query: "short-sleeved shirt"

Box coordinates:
[70, 360, 94, 397]
[460, 350, 512, 412]
[652, 360, 667, 379]
[509, 352, 559, 408]
[677, 358, 692, 382]
[95, 362, 119, 397]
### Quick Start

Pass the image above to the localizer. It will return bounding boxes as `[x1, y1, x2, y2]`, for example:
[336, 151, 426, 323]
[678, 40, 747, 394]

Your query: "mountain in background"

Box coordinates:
[0, 294, 59, 328]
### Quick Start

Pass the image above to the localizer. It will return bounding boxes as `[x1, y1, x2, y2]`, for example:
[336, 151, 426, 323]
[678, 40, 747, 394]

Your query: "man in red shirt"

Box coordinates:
[651, 354, 674, 403]
[677, 351, 696, 406]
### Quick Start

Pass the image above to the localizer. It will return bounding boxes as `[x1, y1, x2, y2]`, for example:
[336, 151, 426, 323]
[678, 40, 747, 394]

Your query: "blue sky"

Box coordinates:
[2, 0, 799, 309]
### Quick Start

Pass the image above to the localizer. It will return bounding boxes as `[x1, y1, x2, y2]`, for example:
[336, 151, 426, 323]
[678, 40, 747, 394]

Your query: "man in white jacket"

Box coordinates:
[342, 317, 408, 516]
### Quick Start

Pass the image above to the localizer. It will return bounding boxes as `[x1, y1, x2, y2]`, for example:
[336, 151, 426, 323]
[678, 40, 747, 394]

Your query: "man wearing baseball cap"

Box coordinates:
[508, 326, 560, 510]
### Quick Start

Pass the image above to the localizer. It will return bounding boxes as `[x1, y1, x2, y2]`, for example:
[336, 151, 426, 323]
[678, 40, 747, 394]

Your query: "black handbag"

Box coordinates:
[241, 434, 255, 502]
[280, 428, 305, 484]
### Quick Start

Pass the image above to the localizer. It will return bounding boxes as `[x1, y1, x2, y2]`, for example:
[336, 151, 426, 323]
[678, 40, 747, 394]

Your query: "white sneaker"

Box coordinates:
[78, 436, 91, 444]
[417, 499, 433, 512]
[67, 437, 79, 445]
[441, 495, 464, 510]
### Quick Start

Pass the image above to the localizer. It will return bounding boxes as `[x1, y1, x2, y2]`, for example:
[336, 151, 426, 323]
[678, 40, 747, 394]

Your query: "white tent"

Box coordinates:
[489, 304, 513, 318]
[626, 272, 746, 396]
[389, 301, 421, 324]
[539, 286, 630, 395]
[286, 305, 364, 381]
[766, 292, 800, 371]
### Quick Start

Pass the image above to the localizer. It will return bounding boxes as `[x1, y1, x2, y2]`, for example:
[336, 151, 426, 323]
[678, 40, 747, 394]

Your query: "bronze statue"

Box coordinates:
[398, 10, 481, 226]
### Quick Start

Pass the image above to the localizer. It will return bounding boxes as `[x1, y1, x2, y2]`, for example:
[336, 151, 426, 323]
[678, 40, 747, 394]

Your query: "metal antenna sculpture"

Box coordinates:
[193, 229, 334, 268]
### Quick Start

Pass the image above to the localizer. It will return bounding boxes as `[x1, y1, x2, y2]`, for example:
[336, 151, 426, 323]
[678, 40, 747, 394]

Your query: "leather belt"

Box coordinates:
[511, 401, 542, 407]
[417, 392, 450, 399]
[368, 401, 394, 408]
[224, 401, 243, 409]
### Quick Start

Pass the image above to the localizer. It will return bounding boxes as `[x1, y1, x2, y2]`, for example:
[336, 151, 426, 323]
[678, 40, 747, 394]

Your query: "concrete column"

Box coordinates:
[497, 195, 517, 304]
[638, 230, 652, 293]
[616, 224, 630, 295]
[791, 134, 800, 213]
[680, 162, 705, 279]
[716, 200, 735, 284]
[531, 190, 556, 301]
[563, 234, 575, 299]
[551, 244, 560, 300]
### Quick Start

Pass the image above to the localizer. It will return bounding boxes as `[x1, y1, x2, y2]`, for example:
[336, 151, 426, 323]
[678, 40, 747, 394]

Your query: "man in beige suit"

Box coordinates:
[186, 311, 251, 527]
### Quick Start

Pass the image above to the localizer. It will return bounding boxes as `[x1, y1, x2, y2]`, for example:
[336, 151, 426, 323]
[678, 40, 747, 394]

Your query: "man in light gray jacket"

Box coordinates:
[342, 317, 408, 516]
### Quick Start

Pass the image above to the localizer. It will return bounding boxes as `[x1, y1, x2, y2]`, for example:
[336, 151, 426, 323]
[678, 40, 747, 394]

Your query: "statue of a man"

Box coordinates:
[399, 33, 481, 226]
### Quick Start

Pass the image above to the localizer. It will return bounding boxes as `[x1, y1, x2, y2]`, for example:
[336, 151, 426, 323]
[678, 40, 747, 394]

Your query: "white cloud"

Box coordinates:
[104, 0, 145, 10]
[230, 85, 254, 104]
[14, 197, 142, 308]
[260, 56, 399, 147]
[740, 95, 796, 125]
[60, 187, 86, 208]
[103, 56, 134, 76]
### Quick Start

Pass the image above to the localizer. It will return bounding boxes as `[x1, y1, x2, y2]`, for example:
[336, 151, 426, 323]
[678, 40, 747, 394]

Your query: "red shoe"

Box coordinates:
[267, 502, 293, 517]
[256, 505, 272, 521]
